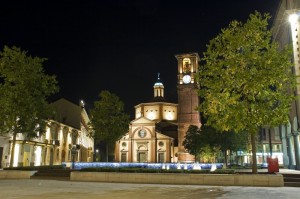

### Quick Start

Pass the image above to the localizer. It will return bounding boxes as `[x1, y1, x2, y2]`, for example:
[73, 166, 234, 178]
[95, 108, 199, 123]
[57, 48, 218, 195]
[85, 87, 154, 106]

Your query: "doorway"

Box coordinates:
[138, 152, 147, 162]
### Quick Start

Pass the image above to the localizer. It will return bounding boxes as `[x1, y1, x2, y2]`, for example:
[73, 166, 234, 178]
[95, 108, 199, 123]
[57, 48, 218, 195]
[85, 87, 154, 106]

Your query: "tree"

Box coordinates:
[197, 12, 296, 173]
[90, 90, 130, 162]
[0, 46, 58, 167]
[184, 125, 222, 163]
[183, 124, 248, 166]
[216, 130, 249, 167]
[183, 125, 203, 161]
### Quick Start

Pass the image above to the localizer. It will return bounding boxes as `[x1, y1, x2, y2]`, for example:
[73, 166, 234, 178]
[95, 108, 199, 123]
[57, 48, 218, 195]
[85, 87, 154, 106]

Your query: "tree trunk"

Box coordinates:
[229, 150, 232, 165]
[223, 150, 227, 169]
[9, 132, 17, 168]
[251, 133, 258, 174]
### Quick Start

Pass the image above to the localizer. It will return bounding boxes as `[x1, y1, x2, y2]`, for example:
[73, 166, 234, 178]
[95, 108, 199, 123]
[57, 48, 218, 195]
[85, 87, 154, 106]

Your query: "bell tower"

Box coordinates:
[153, 73, 164, 98]
[175, 52, 201, 162]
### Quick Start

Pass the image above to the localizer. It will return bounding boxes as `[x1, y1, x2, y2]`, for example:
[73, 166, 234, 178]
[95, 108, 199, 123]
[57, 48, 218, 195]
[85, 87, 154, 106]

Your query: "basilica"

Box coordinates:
[115, 53, 201, 163]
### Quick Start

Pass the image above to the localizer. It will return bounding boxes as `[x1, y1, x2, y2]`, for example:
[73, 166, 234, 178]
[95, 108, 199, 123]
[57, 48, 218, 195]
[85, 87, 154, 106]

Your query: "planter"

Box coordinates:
[71, 171, 283, 187]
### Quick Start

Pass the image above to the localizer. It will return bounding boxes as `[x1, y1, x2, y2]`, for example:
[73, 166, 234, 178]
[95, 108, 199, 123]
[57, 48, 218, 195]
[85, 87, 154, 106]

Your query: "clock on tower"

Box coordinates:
[175, 52, 201, 162]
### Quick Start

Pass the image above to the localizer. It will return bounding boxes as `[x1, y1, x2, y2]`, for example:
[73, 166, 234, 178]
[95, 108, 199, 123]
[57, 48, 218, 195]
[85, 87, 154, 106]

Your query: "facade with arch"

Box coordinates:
[0, 98, 94, 168]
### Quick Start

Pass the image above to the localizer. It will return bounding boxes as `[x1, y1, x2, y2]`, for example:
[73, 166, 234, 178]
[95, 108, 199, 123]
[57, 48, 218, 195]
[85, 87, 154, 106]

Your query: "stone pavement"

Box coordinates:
[0, 179, 299, 199]
[235, 168, 300, 174]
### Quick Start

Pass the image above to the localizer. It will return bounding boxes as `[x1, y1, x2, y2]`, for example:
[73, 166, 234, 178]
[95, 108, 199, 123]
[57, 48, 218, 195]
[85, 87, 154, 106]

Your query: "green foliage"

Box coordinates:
[90, 90, 130, 144]
[182, 125, 203, 157]
[197, 12, 296, 173]
[183, 125, 249, 163]
[198, 12, 296, 134]
[0, 46, 58, 137]
[199, 145, 220, 163]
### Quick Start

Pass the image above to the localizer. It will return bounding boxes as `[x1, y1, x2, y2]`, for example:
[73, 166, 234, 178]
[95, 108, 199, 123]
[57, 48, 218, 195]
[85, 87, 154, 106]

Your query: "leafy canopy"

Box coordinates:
[183, 124, 248, 161]
[0, 46, 58, 137]
[198, 12, 296, 134]
[90, 90, 130, 144]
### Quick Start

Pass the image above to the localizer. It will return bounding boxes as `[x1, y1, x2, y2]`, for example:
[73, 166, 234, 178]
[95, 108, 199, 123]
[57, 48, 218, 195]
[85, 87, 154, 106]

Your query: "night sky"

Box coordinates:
[0, 0, 280, 118]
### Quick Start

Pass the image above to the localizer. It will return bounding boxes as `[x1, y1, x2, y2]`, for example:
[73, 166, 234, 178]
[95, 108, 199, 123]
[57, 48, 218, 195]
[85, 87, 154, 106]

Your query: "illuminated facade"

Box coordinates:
[116, 53, 201, 163]
[0, 98, 94, 168]
[176, 53, 201, 162]
[115, 76, 179, 163]
[270, 0, 300, 170]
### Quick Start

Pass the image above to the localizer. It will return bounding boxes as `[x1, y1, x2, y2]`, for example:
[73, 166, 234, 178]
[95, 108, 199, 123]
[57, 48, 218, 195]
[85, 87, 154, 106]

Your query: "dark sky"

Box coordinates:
[0, 0, 280, 118]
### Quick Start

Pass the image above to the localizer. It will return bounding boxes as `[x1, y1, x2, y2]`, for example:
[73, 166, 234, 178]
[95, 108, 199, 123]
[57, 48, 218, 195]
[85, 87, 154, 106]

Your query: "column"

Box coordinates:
[151, 139, 156, 162]
[129, 139, 132, 162]
[293, 132, 300, 170]
[281, 125, 289, 168]
[287, 135, 296, 168]
[166, 139, 170, 162]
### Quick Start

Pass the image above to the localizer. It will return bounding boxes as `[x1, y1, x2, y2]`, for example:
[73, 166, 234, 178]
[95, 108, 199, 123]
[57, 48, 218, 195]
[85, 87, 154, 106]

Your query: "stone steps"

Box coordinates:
[283, 174, 300, 187]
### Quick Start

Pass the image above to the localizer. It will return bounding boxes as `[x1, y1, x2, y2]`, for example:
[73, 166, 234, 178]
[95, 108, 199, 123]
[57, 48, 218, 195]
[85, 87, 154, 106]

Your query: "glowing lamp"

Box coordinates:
[289, 13, 299, 24]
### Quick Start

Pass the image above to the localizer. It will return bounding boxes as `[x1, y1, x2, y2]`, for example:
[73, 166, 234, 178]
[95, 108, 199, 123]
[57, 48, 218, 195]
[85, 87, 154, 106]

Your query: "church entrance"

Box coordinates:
[137, 152, 147, 162]
[121, 152, 127, 162]
[158, 152, 165, 163]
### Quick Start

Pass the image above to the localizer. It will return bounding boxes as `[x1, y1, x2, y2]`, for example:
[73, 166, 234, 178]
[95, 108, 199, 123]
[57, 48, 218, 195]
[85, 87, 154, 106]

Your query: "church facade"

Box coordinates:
[115, 53, 201, 163]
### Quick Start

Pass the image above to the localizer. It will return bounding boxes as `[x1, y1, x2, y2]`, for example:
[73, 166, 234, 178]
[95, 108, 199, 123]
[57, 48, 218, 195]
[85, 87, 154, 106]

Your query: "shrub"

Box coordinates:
[79, 167, 235, 174]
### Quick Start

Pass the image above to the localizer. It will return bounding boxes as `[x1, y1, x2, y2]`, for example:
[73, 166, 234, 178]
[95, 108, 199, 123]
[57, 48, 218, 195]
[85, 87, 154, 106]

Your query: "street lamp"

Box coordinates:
[95, 149, 99, 162]
[289, 13, 298, 24]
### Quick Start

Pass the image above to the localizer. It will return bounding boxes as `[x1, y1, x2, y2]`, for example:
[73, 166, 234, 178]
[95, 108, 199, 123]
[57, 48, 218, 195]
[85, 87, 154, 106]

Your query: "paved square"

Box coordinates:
[0, 179, 299, 199]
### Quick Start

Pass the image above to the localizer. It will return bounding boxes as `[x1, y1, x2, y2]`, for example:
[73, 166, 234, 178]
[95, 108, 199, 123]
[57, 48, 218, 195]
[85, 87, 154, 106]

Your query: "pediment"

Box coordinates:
[131, 117, 156, 125]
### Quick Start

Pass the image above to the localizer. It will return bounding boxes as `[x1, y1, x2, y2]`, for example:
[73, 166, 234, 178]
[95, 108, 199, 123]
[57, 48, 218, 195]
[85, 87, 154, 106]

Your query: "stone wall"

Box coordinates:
[70, 172, 284, 187]
[0, 170, 36, 179]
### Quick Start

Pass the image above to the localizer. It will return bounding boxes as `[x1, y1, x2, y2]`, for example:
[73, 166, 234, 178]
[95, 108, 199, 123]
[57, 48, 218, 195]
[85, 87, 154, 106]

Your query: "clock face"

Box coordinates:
[183, 75, 191, 84]
[138, 129, 146, 138]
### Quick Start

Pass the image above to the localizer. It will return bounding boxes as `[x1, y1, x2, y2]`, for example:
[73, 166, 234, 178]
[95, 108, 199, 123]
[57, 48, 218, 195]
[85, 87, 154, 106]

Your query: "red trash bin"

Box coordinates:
[267, 157, 279, 173]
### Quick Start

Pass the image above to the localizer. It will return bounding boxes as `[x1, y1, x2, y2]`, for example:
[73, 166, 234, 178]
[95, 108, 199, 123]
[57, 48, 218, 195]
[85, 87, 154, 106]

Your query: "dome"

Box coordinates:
[154, 82, 163, 87]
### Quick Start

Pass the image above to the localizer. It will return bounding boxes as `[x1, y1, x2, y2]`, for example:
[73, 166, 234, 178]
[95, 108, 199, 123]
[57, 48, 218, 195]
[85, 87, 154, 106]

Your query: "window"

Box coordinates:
[158, 141, 164, 147]
[158, 153, 164, 163]
[272, 144, 282, 153]
[274, 128, 280, 141]
[260, 129, 266, 141]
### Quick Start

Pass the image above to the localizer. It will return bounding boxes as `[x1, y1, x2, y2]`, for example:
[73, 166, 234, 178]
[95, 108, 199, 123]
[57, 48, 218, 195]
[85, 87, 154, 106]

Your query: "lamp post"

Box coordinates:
[95, 149, 99, 162]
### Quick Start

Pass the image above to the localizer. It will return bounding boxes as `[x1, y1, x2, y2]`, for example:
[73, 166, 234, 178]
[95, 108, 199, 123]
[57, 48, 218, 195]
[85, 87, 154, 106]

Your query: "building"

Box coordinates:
[115, 74, 178, 163]
[0, 98, 94, 168]
[115, 53, 201, 163]
[176, 53, 201, 162]
[271, 0, 300, 170]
